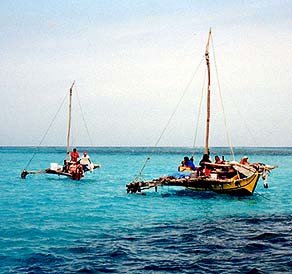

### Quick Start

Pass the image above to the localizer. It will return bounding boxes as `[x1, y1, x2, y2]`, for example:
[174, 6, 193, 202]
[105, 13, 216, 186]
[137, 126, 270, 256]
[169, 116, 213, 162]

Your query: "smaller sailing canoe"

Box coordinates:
[20, 81, 101, 181]
[21, 163, 101, 180]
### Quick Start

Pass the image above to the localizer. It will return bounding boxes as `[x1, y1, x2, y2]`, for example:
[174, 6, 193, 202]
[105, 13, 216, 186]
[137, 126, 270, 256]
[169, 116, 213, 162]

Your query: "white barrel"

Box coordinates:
[210, 173, 217, 179]
[50, 163, 59, 170]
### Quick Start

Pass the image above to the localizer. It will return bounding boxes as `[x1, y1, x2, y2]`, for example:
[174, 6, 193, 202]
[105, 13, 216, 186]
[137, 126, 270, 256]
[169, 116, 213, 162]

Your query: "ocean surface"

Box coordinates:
[1, 146, 292, 273]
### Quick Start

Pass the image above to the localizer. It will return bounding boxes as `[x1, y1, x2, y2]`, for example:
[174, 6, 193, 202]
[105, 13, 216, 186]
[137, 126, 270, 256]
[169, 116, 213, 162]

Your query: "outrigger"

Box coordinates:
[21, 81, 100, 181]
[127, 29, 277, 196]
[126, 161, 276, 196]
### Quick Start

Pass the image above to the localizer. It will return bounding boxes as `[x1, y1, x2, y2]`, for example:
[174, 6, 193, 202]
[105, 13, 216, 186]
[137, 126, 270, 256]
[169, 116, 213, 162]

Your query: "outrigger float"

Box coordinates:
[127, 29, 277, 196]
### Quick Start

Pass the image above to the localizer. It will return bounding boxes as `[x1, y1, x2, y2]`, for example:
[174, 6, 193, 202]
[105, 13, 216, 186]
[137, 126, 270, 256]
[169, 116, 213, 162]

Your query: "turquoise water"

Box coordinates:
[1, 147, 292, 273]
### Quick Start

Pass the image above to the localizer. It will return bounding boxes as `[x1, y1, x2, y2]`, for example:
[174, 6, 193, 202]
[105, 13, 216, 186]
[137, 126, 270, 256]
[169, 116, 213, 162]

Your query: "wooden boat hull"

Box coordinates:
[46, 168, 80, 180]
[186, 172, 260, 196]
[126, 172, 260, 196]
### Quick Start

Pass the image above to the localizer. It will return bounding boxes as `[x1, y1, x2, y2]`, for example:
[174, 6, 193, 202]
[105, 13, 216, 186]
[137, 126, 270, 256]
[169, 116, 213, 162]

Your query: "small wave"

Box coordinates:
[249, 232, 282, 241]
[76, 266, 98, 273]
[242, 242, 270, 253]
[246, 267, 265, 274]
[109, 248, 129, 258]
[67, 246, 93, 254]
[143, 263, 182, 272]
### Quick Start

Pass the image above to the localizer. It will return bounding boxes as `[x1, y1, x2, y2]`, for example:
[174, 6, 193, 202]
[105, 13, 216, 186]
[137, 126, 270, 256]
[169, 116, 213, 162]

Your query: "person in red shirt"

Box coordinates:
[214, 155, 224, 164]
[240, 156, 250, 165]
[70, 148, 79, 162]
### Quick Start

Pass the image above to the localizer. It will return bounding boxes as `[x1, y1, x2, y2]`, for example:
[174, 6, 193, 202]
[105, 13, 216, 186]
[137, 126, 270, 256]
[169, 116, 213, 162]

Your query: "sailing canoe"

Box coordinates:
[126, 29, 277, 196]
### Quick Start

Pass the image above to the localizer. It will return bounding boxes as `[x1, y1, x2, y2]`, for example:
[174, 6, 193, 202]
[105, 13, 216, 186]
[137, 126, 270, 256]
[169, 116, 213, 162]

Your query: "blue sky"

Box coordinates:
[1, 0, 291, 147]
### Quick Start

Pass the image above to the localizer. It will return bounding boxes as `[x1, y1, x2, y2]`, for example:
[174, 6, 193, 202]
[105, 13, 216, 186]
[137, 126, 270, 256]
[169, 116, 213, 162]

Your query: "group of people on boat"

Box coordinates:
[177, 153, 255, 180]
[63, 148, 93, 177]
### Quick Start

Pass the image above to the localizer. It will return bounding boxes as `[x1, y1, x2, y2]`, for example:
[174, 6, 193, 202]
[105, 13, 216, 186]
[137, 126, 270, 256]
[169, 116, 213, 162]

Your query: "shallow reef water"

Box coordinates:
[0, 147, 291, 273]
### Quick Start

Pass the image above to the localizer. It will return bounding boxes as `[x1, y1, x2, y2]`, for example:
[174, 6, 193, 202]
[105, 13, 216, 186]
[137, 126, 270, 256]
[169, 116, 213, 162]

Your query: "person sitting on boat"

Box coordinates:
[68, 161, 83, 178]
[185, 156, 196, 171]
[80, 151, 92, 171]
[240, 156, 250, 165]
[178, 157, 195, 172]
[69, 162, 77, 173]
[70, 148, 79, 162]
[239, 156, 260, 170]
[214, 155, 224, 164]
[211, 155, 224, 177]
[63, 159, 70, 172]
[199, 153, 211, 167]
[197, 153, 212, 176]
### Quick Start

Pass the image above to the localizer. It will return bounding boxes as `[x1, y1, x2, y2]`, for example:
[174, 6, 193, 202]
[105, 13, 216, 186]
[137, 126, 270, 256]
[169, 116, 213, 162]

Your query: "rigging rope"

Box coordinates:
[133, 55, 205, 182]
[192, 66, 207, 157]
[211, 34, 236, 162]
[133, 157, 151, 182]
[154, 55, 205, 148]
[230, 97, 260, 147]
[75, 86, 94, 147]
[254, 191, 271, 200]
[23, 91, 68, 170]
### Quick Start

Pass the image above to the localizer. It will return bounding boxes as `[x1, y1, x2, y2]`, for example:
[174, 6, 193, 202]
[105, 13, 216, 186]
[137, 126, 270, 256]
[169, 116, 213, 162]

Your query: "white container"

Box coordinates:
[50, 163, 59, 170]
[210, 173, 217, 179]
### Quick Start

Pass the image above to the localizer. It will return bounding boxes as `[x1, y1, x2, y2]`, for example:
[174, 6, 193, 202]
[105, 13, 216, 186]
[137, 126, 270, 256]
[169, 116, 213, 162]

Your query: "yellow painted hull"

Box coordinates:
[187, 172, 260, 196]
[127, 172, 260, 196]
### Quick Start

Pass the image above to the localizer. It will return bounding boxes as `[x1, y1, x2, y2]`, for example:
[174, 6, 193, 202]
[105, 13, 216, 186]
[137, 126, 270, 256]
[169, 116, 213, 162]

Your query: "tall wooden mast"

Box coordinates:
[204, 29, 212, 155]
[66, 81, 75, 161]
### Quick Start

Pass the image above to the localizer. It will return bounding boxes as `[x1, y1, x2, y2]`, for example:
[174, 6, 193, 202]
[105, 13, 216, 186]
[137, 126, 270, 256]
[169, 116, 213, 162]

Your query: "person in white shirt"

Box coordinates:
[80, 152, 92, 171]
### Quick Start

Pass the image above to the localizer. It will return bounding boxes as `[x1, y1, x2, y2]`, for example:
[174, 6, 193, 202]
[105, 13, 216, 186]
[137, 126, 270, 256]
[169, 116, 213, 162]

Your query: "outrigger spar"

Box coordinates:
[126, 29, 277, 196]
[21, 81, 100, 180]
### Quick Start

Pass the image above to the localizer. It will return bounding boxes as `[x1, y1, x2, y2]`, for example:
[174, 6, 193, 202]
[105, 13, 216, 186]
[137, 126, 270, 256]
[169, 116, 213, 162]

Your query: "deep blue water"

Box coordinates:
[1, 147, 292, 273]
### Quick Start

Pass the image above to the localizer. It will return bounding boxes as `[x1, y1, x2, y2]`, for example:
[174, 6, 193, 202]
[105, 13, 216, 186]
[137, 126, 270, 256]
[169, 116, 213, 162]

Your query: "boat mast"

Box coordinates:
[66, 81, 75, 161]
[205, 29, 211, 155]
